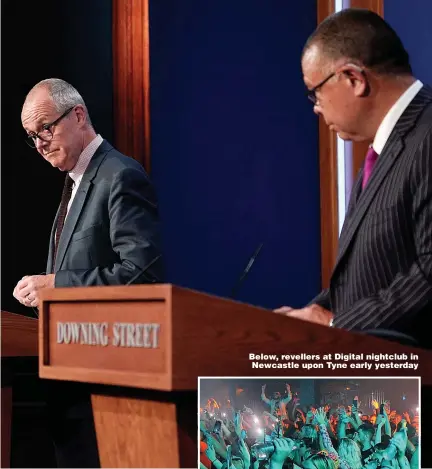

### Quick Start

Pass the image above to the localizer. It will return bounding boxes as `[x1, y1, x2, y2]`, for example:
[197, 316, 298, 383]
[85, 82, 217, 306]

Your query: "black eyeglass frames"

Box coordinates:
[25, 107, 74, 148]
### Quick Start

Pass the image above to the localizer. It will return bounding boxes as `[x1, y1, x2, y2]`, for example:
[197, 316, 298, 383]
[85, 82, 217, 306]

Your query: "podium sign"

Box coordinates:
[40, 293, 169, 390]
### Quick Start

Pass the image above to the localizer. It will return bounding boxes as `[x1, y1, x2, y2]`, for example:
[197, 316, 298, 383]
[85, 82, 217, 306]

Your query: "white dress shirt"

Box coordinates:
[66, 134, 103, 214]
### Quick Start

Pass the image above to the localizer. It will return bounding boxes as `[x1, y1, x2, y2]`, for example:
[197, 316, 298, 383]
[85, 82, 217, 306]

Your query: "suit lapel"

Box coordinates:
[340, 168, 363, 233]
[333, 136, 404, 275]
[54, 180, 92, 271]
[332, 85, 432, 279]
[53, 140, 113, 271]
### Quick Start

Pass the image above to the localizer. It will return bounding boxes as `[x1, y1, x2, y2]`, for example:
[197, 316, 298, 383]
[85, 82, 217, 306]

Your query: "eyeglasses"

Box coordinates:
[306, 65, 367, 105]
[25, 107, 74, 148]
[306, 72, 336, 105]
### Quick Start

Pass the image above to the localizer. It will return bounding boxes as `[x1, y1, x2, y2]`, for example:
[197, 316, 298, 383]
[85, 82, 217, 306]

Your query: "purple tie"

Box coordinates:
[362, 146, 378, 190]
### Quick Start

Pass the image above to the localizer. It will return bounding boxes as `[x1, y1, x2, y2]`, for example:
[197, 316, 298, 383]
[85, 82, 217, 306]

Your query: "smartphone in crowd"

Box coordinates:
[212, 420, 222, 435]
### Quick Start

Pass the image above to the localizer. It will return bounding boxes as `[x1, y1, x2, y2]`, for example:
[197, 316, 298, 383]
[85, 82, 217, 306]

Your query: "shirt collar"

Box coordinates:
[68, 134, 103, 183]
[373, 80, 423, 154]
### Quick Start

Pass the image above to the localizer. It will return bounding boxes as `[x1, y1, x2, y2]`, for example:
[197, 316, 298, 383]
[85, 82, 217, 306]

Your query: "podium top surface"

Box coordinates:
[36, 285, 432, 390]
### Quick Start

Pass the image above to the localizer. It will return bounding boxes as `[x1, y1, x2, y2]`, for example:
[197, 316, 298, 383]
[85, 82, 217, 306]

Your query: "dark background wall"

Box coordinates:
[1, 0, 113, 316]
[385, 0, 432, 86]
[149, 0, 321, 310]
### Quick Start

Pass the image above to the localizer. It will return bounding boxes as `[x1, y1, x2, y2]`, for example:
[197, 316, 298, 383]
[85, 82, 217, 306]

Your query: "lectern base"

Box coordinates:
[91, 389, 196, 468]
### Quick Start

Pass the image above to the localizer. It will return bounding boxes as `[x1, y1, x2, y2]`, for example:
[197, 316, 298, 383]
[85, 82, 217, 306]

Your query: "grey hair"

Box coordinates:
[31, 78, 93, 127]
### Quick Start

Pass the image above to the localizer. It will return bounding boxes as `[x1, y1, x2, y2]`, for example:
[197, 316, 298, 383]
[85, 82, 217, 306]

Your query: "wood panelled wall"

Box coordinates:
[350, 0, 384, 181]
[318, 0, 384, 289]
[112, 0, 151, 172]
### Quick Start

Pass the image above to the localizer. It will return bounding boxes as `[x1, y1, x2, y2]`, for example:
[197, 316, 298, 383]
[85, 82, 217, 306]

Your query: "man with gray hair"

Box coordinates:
[14, 78, 164, 467]
[14, 78, 163, 304]
[275, 8, 432, 348]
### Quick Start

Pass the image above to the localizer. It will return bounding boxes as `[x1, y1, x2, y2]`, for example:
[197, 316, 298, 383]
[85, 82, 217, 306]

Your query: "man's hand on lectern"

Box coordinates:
[273, 304, 333, 327]
[13, 274, 55, 308]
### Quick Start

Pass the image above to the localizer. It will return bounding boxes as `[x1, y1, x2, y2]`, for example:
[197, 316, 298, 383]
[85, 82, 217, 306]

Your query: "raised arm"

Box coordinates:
[281, 383, 293, 404]
[336, 407, 348, 440]
[383, 404, 392, 437]
[314, 408, 350, 469]
[261, 384, 271, 405]
[374, 414, 385, 445]
[351, 396, 362, 428]
[410, 446, 419, 469]
[269, 438, 297, 469]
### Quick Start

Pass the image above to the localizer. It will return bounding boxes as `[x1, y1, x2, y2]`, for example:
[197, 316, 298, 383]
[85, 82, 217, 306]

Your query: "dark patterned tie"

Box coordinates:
[54, 174, 74, 261]
[362, 146, 378, 190]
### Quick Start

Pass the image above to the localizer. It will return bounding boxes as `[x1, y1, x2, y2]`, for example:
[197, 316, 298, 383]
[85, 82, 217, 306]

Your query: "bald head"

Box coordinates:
[22, 78, 92, 126]
[302, 8, 412, 76]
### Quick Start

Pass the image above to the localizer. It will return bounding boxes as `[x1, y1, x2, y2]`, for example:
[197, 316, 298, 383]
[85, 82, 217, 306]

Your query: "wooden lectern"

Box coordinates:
[38, 284, 432, 468]
[1, 311, 38, 468]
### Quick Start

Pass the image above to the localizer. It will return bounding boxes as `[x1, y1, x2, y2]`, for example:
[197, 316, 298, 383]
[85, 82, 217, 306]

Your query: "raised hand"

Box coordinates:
[285, 384, 293, 400]
[243, 405, 253, 415]
[375, 414, 385, 426]
[313, 407, 327, 425]
[234, 411, 242, 437]
[384, 400, 391, 414]
[205, 443, 217, 462]
[237, 439, 251, 466]
[341, 414, 351, 425]
[270, 438, 297, 464]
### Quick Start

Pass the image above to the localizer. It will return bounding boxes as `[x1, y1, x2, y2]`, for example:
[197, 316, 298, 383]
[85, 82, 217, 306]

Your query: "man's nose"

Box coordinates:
[35, 136, 49, 151]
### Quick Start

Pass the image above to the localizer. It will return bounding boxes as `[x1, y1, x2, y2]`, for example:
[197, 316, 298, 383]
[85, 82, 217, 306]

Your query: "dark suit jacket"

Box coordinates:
[46, 140, 163, 285]
[312, 86, 432, 347]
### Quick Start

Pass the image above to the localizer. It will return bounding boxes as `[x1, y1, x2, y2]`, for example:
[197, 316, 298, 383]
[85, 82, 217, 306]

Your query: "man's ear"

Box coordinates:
[343, 65, 370, 97]
[74, 105, 87, 126]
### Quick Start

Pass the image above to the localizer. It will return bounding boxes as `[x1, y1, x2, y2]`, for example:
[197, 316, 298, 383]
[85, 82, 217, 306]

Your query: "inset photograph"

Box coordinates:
[199, 377, 420, 469]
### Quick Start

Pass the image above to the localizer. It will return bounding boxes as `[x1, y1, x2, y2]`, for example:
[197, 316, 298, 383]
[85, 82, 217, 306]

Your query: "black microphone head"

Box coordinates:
[126, 254, 162, 285]
[230, 242, 264, 299]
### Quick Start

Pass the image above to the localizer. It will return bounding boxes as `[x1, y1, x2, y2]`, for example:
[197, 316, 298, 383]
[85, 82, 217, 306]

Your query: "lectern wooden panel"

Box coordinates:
[1, 311, 38, 468]
[39, 284, 432, 468]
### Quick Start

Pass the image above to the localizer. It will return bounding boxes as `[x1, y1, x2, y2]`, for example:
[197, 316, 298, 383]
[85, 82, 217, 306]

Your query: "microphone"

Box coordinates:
[230, 242, 264, 299]
[126, 254, 162, 285]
